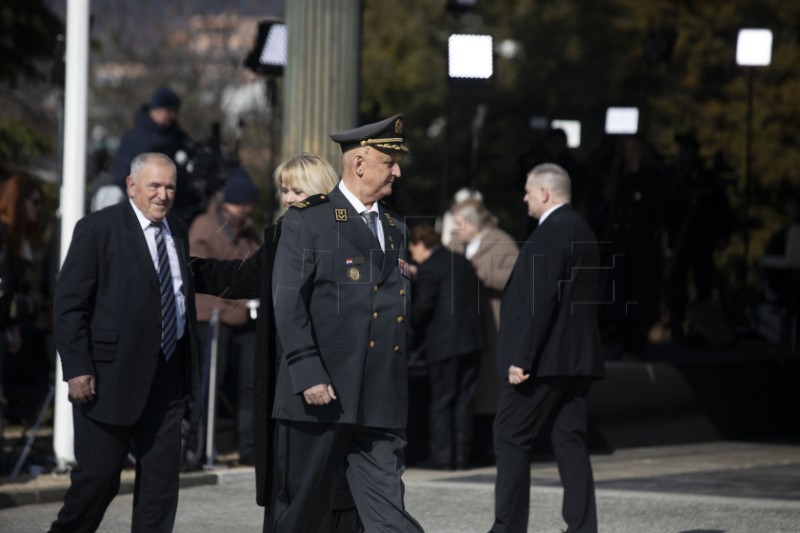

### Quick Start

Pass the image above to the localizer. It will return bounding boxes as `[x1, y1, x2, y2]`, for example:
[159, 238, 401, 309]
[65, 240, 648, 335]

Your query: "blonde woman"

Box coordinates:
[192, 154, 361, 532]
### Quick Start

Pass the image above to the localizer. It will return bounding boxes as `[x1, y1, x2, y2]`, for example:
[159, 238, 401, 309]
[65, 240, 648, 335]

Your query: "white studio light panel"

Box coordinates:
[448, 34, 494, 79]
[736, 28, 773, 66]
[260, 23, 287, 67]
[551, 120, 582, 148]
[605, 107, 639, 135]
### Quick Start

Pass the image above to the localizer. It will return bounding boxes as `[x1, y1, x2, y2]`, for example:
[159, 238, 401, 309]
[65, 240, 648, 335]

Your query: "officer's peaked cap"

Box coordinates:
[329, 114, 409, 154]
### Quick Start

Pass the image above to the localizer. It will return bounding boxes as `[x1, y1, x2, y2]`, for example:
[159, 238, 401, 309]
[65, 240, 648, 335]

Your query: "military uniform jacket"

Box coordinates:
[272, 186, 411, 429]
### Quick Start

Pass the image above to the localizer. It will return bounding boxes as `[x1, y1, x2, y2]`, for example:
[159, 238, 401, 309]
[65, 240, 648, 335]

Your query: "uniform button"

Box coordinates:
[373, 312, 379, 319]
[399, 289, 406, 296]
[393, 345, 400, 352]
[369, 340, 376, 348]
[373, 285, 379, 292]
[396, 316, 404, 323]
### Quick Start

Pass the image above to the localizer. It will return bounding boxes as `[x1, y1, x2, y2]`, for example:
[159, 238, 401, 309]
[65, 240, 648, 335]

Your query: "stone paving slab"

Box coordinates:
[1, 441, 799, 532]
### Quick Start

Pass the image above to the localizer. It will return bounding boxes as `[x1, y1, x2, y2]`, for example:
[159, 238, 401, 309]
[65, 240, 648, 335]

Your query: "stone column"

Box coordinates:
[282, 0, 361, 172]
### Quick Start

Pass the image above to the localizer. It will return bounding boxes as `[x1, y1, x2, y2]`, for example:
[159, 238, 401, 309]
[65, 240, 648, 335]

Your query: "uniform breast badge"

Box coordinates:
[346, 257, 364, 281]
[335, 208, 348, 222]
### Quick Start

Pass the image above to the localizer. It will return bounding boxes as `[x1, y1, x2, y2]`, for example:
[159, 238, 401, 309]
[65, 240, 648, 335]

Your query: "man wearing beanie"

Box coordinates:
[188, 166, 261, 464]
[112, 86, 191, 190]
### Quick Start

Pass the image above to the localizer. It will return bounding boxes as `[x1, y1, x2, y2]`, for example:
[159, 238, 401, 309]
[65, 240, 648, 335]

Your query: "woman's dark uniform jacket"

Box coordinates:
[190, 224, 279, 508]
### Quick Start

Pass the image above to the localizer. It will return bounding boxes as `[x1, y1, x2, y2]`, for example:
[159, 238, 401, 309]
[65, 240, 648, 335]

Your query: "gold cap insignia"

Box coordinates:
[335, 208, 348, 222]
[394, 117, 403, 134]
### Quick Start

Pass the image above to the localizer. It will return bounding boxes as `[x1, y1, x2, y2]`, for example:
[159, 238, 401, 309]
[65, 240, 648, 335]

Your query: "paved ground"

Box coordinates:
[1, 440, 799, 532]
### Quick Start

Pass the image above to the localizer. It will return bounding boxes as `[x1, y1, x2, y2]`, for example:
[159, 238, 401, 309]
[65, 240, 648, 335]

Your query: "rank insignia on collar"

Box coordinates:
[384, 213, 396, 227]
[335, 208, 348, 222]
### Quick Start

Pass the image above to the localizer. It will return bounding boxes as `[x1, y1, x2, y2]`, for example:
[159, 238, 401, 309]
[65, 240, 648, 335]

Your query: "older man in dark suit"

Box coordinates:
[270, 115, 423, 532]
[49, 152, 199, 533]
[488, 163, 605, 533]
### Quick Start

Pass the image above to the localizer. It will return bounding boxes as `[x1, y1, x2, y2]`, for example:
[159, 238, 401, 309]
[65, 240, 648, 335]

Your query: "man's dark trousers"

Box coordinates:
[272, 421, 421, 533]
[492, 376, 597, 533]
[49, 351, 186, 533]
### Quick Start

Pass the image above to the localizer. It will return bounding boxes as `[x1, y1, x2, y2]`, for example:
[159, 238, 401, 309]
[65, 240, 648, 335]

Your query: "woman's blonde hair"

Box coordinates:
[273, 153, 338, 201]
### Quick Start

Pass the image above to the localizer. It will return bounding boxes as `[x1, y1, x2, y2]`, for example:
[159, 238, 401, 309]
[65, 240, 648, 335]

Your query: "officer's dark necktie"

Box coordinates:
[153, 222, 177, 361]
[363, 211, 379, 240]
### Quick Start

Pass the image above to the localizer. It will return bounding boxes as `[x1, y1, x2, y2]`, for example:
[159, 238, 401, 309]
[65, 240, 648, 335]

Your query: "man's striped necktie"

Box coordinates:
[153, 222, 177, 361]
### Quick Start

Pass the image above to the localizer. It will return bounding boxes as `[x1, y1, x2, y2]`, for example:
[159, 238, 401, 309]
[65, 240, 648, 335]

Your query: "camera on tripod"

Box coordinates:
[172, 121, 241, 224]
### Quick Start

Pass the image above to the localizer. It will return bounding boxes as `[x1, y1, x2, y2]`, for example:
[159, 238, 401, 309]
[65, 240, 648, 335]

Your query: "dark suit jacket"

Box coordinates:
[410, 246, 485, 361]
[272, 187, 411, 429]
[54, 200, 200, 426]
[496, 205, 605, 378]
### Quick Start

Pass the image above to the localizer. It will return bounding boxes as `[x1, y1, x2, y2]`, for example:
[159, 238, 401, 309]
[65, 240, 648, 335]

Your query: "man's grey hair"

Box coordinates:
[528, 163, 571, 201]
[452, 198, 497, 229]
[130, 152, 177, 181]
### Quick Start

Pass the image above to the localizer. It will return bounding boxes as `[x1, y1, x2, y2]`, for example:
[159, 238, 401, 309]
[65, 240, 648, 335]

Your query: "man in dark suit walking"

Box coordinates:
[408, 222, 485, 470]
[49, 152, 199, 533]
[270, 115, 423, 532]
[489, 163, 605, 533]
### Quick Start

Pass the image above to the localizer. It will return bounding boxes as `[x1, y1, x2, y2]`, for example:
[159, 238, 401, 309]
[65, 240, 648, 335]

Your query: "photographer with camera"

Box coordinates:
[112, 86, 197, 213]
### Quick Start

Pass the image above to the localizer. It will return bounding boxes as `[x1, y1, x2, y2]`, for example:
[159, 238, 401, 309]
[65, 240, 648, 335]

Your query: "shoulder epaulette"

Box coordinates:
[290, 193, 330, 210]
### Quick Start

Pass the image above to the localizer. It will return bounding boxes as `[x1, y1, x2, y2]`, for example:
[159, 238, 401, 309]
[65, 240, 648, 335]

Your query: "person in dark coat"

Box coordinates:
[488, 163, 605, 533]
[408, 222, 485, 470]
[190, 153, 362, 532]
[112, 86, 192, 196]
[189, 166, 261, 464]
[600, 136, 666, 358]
[49, 153, 201, 533]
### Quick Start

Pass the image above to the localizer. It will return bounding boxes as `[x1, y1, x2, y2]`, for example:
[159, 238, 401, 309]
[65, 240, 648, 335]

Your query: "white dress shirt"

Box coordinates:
[129, 200, 186, 341]
[538, 203, 566, 226]
[339, 180, 386, 251]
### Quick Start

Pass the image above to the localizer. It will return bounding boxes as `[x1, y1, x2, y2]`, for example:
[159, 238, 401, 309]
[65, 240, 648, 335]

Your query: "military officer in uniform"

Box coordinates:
[270, 115, 424, 533]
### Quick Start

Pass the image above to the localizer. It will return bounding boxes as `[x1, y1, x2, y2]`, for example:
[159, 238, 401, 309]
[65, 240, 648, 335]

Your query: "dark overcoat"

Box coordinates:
[410, 246, 485, 360]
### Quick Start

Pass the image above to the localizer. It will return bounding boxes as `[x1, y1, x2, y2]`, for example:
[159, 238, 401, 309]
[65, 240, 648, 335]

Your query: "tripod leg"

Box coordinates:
[11, 384, 55, 481]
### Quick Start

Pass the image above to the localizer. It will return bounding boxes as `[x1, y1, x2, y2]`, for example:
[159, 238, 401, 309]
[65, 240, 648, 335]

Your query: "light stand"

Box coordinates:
[447, 33, 493, 193]
[736, 28, 772, 285]
[244, 19, 287, 222]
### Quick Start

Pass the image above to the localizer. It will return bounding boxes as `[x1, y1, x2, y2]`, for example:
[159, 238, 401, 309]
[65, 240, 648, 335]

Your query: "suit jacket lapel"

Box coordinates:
[169, 213, 191, 297]
[328, 188, 384, 273]
[122, 200, 159, 291]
